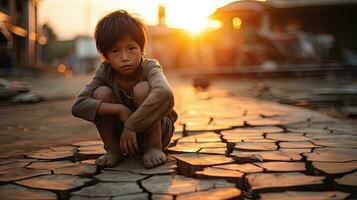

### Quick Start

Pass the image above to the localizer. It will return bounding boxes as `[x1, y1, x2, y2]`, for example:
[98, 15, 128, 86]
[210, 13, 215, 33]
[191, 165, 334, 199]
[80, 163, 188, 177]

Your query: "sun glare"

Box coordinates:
[39, 0, 234, 40]
[175, 19, 222, 35]
[161, 0, 229, 34]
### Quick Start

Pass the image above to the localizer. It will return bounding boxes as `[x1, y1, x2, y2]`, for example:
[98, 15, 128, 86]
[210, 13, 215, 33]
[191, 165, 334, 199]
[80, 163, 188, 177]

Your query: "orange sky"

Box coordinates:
[38, 0, 235, 40]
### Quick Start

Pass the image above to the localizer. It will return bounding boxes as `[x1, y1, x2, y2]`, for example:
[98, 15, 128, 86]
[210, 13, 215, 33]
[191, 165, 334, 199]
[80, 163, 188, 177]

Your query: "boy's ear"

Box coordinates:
[100, 54, 105, 59]
[99, 54, 106, 62]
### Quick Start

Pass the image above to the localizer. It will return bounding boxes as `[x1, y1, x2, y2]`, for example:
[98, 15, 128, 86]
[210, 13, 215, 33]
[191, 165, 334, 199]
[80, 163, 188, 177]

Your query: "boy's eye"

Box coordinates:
[129, 47, 137, 51]
[111, 49, 119, 53]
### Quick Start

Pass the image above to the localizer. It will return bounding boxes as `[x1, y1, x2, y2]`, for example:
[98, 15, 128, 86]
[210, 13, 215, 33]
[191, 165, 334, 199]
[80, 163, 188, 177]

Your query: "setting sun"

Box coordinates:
[160, 0, 229, 34]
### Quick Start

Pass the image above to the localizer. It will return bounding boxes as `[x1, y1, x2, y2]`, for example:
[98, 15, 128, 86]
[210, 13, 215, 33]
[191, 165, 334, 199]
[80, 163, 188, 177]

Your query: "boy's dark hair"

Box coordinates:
[95, 10, 147, 58]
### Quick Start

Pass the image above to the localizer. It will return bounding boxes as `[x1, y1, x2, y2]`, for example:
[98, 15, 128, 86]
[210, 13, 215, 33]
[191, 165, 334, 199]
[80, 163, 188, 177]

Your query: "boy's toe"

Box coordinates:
[157, 157, 165, 165]
[152, 158, 160, 166]
[95, 155, 106, 167]
[160, 156, 166, 163]
[142, 148, 167, 168]
[143, 160, 154, 168]
[96, 152, 121, 168]
[106, 159, 115, 167]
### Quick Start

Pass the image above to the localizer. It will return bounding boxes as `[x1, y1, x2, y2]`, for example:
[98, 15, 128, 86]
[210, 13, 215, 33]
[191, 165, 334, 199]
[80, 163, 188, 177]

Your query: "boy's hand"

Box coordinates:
[120, 127, 139, 155]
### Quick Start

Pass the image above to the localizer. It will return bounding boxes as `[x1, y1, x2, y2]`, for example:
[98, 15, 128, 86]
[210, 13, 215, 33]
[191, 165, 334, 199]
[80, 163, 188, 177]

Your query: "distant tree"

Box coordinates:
[41, 23, 57, 62]
[42, 23, 57, 43]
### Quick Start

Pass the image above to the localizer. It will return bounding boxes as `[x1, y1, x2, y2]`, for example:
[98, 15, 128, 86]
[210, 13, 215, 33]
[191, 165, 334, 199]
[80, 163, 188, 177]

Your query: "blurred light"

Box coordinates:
[185, 19, 223, 36]
[38, 36, 47, 45]
[64, 69, 73, 78]
[162, 1, 230, 35]
[232, 17, 242, 30]
[0, 11, 10, 21]
[29, 32, 37, 41]
[184, 20, 210, 35]
[57, 64, 66, 73]
[207, 20, 222, 30]
[11, 26, 27, 37]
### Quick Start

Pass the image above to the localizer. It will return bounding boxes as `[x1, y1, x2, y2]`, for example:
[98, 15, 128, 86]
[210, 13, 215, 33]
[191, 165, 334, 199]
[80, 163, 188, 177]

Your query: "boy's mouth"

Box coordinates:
[121, 65, 132, 69]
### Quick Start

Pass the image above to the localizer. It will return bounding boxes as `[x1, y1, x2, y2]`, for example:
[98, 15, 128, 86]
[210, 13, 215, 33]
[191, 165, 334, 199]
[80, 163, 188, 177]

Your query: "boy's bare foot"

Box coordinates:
[142, 148, 166, 168]
[95, 151, 122, 168]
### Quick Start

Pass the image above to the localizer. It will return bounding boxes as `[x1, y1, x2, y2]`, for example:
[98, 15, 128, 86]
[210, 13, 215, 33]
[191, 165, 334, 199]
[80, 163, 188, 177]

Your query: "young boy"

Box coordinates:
[72, 10, 177, 168]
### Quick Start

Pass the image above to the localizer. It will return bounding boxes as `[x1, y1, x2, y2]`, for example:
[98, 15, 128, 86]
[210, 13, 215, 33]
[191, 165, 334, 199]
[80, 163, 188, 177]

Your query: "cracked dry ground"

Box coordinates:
[1, 86, 357, 200]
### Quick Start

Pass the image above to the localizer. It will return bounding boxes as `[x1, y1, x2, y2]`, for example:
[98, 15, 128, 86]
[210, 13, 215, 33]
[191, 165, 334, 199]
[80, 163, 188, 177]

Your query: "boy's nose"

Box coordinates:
[120, 52, 129, 62]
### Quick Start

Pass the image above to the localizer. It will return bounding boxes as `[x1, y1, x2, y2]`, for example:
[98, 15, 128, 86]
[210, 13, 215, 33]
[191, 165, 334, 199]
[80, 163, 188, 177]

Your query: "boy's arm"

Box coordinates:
[97, 102, 133, 122]
[124, 60, 174, 133]
[71, 63, 108, 122]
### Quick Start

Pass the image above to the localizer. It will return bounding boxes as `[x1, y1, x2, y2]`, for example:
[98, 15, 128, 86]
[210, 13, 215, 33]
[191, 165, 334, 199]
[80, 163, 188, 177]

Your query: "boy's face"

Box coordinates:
[106, 36, 142, 76]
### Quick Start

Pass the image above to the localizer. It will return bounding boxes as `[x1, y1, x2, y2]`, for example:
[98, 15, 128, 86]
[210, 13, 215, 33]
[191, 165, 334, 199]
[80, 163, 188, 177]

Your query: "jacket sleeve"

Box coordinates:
[71, 63, 107, 123]
[124, 60, 174, 132]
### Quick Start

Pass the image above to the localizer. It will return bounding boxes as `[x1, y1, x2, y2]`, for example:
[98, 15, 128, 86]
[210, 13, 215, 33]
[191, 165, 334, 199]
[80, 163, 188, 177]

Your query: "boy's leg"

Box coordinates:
[93, 86, 122, 167]
[161, 116, 174, 149]
[133, 82, 166, 168]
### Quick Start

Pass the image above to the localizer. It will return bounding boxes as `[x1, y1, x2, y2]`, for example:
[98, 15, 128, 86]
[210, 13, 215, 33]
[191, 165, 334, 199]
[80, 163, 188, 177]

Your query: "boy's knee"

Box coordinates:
[93, 86, 116, 103]
[133, 81, 150, 105]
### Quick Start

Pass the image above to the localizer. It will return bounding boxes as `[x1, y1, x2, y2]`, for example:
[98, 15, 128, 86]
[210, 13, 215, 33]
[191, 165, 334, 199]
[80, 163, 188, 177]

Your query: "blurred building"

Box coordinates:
[146, 25, 198, 69]
[0, 0, 45, 71]
[209, 0, 357, 67]
[47, 36, 99, 74]
[145, 5, 198, 69]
